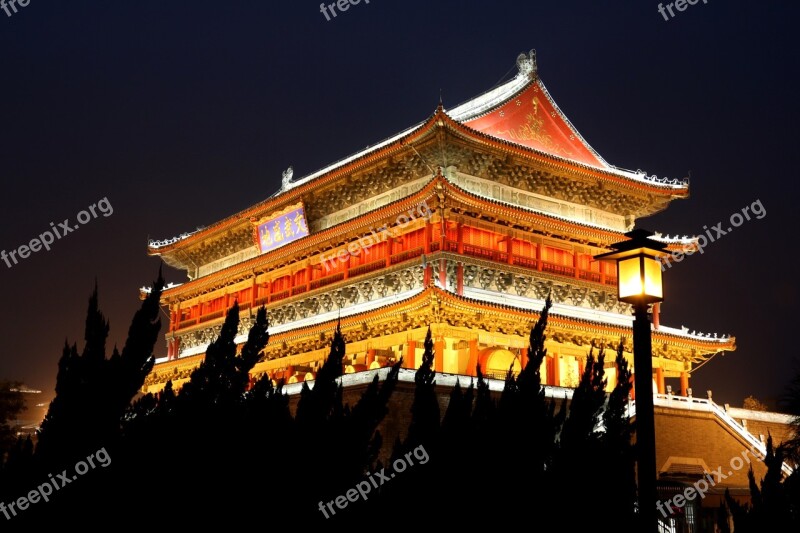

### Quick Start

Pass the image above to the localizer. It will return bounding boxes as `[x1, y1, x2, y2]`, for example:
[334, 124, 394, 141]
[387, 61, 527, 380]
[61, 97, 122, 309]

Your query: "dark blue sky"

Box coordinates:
[1, 0, 798, 408]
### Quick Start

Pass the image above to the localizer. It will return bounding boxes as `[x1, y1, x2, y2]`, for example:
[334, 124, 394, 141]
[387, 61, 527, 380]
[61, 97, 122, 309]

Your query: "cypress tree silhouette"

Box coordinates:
[378, 328, 439, 525]
[14, 280, 649, 529]
[488, 296, 560, 511]
[600, 341, 637, 529]
[295, 321, 345, 429]
[724, 435, 797, 531]
[346, 359, 402, 473]
[405, 326, 439, 451]
[178, 302, 268, 412]
[37, 270, 164, 466]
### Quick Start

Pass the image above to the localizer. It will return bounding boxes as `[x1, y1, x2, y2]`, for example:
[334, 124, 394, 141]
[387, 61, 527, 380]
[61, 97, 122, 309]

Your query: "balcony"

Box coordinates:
[175, 240, 616, 331]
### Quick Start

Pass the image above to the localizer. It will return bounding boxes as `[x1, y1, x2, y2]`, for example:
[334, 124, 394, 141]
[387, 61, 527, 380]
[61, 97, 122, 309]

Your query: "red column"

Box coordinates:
[424, 265, 432, 286]
[653, 303, 661, 330]
[434, 337, 444, 373]
[306, 264, 312, 292]
[456, 222, 464, 254]
[366, 349, 376, 367]
[386, 237, 393, 268]
[507, 238, 514, 266]
[456, 263, 464, 295]
[536, 243, 543, 271]
[406, 340, 417, 369]
[519, 347, 528, 370]
[439, 258, 447, 288]
[552, 353, 560, 386]
[680, 371, 689, 396]
[424, 221, 431, 254]
[656, 367, 665, 394]
[574, 252, 580, 279]
[630, 373, 636, 400]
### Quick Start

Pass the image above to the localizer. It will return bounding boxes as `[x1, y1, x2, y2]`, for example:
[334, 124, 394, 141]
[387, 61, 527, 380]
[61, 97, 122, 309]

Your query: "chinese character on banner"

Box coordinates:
[255, 203, 309, 254]
[294, 212, 308, 235]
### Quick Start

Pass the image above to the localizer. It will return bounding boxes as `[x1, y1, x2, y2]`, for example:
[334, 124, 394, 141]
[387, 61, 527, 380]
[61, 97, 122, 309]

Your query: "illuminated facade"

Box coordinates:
[138, 51, 800, 531]
[143, 50, 735, 396]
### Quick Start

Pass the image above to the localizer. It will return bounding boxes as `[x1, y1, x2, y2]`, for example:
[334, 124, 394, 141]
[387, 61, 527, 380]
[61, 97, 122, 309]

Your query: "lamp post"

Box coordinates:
[595, 228, 667, 532]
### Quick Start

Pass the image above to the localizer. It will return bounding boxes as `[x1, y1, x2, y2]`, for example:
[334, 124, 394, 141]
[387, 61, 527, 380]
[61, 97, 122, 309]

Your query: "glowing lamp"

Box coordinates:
[595, 229, 667, 305]
[594, 228, 670, 532]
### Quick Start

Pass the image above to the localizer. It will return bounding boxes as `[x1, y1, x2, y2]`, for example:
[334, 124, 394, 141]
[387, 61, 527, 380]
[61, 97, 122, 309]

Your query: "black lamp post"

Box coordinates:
[596, 228, 667, 532]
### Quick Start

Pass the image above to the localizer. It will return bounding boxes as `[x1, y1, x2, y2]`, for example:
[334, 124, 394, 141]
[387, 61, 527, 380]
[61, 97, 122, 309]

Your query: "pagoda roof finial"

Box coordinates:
[516, 49, 537, 79]
[281, 166, 294, 191]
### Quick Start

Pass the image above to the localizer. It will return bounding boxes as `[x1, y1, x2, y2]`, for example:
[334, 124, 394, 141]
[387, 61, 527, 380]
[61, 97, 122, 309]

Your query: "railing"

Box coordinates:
[310, 272, 344, 290]
[652, 394, 794, 477]
[579, 270, 602, 283]
[456, 241, 614, 287]
[269, 289, 290, 303]
[541, 261, 575, 277]
[291, 285, 308, 296]
[462, 243, 509, 263]
[513, 256, 538, 269]
[198, 310, 225, 323]
[349, 259, 385, 278]
[390, 247, 424, 265]
[179, 238, 619, 329]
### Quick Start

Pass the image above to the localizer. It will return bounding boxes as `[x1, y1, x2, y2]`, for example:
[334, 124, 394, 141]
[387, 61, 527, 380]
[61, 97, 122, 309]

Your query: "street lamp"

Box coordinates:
[595, 228, 667, 533]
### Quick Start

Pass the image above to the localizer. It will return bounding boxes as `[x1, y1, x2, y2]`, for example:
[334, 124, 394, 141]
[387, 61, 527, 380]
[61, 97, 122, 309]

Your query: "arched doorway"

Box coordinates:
[478, 347, 521, 379]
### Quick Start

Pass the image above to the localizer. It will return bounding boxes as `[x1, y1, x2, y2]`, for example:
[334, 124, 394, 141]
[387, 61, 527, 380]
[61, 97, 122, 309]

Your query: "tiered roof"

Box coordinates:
[148, 51, 689, 270]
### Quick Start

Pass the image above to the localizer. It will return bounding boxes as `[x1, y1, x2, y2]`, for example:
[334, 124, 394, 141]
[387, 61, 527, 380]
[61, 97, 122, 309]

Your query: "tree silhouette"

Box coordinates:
[0, 380, 24, 462]
[37, 271, 164, 466]
[724, 436, 797, 530]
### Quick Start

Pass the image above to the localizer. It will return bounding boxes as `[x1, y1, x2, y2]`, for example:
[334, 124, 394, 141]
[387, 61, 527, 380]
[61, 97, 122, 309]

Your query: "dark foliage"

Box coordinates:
[2, 281, 671, 530]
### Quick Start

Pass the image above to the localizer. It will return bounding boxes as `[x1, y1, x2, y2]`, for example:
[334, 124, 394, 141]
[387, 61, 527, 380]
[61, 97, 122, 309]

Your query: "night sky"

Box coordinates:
[1, 1, 798, 411]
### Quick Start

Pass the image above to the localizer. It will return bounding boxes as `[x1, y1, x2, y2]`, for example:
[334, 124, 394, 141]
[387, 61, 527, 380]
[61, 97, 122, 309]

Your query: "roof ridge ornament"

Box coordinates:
[516, 49, 537, 79]
[281, 166, 294, 191]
